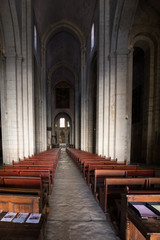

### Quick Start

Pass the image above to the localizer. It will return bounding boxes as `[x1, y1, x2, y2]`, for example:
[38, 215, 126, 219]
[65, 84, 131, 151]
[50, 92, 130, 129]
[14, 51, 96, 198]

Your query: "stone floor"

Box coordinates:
[44, 149, 119, 240]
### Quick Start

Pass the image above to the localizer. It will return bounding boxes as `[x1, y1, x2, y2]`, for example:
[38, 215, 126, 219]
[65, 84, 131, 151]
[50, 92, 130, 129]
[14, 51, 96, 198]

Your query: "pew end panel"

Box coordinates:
[0, 194, 42, 213]
[120, 194, 160, 240]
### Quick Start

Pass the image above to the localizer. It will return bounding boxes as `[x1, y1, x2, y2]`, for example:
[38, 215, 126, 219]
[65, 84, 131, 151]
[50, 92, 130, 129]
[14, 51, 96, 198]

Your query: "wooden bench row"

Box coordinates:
[0, 169, 52, 194]
[93, 169, 155, 195]
[0, 148, 60, 214]
[66, 148, 127, 175]
[67, 148, 160, 239]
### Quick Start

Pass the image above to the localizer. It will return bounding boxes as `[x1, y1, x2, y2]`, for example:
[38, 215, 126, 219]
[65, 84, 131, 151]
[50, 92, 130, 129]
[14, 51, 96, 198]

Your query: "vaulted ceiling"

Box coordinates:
[33, 0, 97, 38]
[33, 0, 97, 86]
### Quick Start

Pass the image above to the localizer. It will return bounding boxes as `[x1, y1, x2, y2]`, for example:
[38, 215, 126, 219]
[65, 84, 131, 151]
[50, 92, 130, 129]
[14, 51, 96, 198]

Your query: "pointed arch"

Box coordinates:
[41, 20, 85, 49]
[129, 34, 156, 164]
[110, 0, 139, 53]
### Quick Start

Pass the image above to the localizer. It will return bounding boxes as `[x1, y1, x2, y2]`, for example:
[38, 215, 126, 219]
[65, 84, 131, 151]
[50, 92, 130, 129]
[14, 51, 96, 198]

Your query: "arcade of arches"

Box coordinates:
[0, 0, 160, 167]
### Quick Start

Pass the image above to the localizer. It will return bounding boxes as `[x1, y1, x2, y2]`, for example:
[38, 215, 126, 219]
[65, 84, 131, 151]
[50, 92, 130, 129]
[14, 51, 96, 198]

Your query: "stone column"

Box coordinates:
[152, 42, 160, 163]
[22, 0, 29, 157]
[5, 52, 18, 162]
[115, 53, 128, 161]
[97, 0, 110, 156]
[75, 81, 80, 149]
[80, 45, 86, 150]
[126, 48, 134, 164]
[22, 0, 35, 157]
[0, 53, 9, 163]
[103, 0, 110, 157]
[47, 79, 52, 148]
[27, 0, 35, 156]
[71, 118, 74, 145]
[41, 46, 47, 152]
[109, 53, 116, 158]
[145, 49, 154, 164]
[16, 55, 24, 159]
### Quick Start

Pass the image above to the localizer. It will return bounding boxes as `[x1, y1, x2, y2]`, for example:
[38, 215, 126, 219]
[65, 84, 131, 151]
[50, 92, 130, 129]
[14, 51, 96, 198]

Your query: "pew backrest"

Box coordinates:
[104, 178, 147, 212]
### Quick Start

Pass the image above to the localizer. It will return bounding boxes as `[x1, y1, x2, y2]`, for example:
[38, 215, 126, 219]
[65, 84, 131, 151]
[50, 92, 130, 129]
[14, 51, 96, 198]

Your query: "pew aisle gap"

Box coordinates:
[45, 149, 119, 240]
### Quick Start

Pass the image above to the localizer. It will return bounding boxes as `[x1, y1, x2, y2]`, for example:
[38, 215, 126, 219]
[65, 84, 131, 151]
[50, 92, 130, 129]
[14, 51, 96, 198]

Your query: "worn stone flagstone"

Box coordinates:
[44, 149, 119, 240]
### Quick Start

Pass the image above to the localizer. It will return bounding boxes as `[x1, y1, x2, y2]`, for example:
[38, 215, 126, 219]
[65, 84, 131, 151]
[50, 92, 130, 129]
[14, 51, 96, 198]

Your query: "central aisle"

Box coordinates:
[45, 149, 119, 240]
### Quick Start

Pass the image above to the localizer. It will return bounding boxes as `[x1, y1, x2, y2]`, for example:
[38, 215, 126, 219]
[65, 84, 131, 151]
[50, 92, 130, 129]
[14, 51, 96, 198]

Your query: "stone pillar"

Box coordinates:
[22, 0, 35, 157]
[22, 0, 29, 157]
[97, 0, 110, 156]
[75, 81, 80, 149]
[109, 53, 116, 158]
[16, 55, 24, 159]
[5, 52, 18, 163]
[0, 53, 9, 163]
[40, 46, 47, 152]
[126, 48, 134, 164]
[115, 53, 128, 161]
[47, 79, 52, 148]
[145, 49, 154, 164]
[71, 118, 74, 145]
[103, 0, 110, 157]
[80, 45, 86, 150]
[153, 43, 160, 163]
[27, 0, 35, 156]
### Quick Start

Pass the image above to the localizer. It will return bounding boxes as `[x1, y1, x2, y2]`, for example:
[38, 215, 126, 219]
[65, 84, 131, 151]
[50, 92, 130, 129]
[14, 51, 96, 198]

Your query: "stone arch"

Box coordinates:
[41, 20, 85, 49]
[43, 21, 84, 150]
[110, 0, 139, 53]
[54, 112, 72, 145]
[0, 0, 21, 56]
[129, 34, 156, 164]
[48, 61, 77, 88]
[47, 62, 76, 147]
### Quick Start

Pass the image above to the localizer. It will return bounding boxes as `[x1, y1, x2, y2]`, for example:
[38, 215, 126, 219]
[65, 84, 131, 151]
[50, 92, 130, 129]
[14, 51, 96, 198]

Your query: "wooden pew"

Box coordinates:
[87, 164, 139, 185]
[0, 194, 41, 213]
[126, 169, 155, 177]
[0, 176, 42, 194]
[82, 159, 125, 177]
[147, 177, 160, 189]
[66, 148, 111, 166]
[12, 160, 56, 166]
[94, 169, 126, 194]
[0, 149, 60, 215]
[19, 170, 52, 194]
[0, 175, 49, 213]
[0, 168, 53, 183]
[3, 165, 55, 182]
[93, 169, 155, 196]
[120, 194, 160, 240]
[104, 178, 148, 212]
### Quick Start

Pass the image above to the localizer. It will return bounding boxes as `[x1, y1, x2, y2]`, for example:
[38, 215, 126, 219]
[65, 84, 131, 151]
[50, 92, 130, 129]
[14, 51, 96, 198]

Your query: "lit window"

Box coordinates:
[67, 121, 70, 127]
[91, 23, 94, 50]
[60, 118, 65, 128]
[34, 25, 37, 51]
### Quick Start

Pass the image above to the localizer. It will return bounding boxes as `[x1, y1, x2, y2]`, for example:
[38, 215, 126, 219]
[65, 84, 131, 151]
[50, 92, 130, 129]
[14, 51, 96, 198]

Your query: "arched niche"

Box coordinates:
[53, 112, 72, 147]
[130, 37, 155, 164]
